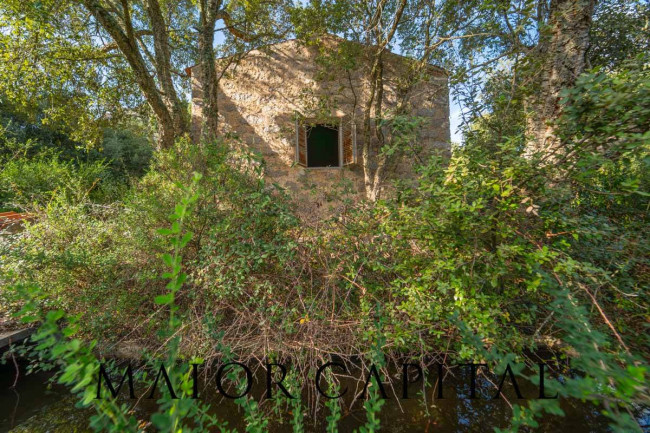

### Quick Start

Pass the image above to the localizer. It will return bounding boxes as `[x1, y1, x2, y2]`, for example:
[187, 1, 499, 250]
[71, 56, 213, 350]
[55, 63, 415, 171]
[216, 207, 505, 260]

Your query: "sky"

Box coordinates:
[449, 101, 463, 144]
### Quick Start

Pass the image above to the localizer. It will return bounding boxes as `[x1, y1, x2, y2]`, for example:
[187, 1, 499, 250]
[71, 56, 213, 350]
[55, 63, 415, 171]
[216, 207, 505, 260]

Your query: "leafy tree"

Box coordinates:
[0, 0, 292, 150]
[588, 0, 650, 70]
[0, 2, 141, 146]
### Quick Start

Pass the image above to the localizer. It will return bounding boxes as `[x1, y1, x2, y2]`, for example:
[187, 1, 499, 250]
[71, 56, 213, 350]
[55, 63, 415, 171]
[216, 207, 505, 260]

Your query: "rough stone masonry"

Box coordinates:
[189, 35, 450, 220]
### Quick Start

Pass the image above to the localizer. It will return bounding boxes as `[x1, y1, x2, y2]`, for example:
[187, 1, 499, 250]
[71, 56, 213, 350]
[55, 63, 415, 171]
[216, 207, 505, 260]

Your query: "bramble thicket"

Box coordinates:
[1, 0, 649, 431]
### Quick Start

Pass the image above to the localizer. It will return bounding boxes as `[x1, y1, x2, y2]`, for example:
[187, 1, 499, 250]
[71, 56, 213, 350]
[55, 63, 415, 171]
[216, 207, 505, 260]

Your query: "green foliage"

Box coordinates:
[295, 57, 648, 431]
[391, 58, 649, 431]
[557, 56, 650, 202]
[0, 101, 153, 176]
[9, 173, 224, 432]
[356, 333, 386, 433]
[0, 1, 144, 146]
[0, 101, 82, 161]
[1, 7, 649, 431]
[0, 155, 116, 211]
[0, 105, 152, 212]
[95, 128, 154, 178]
[588, 0, 650, 70]
[142, 171, 226, 433]
[324, 385, 342, 433]
[1, 137, 297, 343]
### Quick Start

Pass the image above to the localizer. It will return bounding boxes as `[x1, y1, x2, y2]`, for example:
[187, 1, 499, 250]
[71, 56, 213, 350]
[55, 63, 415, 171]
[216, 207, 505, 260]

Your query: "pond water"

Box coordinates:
[0, 357, 642, 432]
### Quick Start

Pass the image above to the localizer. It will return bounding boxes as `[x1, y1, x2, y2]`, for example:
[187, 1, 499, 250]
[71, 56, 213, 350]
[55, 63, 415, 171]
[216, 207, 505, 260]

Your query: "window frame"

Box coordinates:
[294, 114, 356, 169]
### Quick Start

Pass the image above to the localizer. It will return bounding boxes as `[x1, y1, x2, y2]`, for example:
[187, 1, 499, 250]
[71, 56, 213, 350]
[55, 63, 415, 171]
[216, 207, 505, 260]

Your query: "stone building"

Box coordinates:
[189, 35, 449, 219]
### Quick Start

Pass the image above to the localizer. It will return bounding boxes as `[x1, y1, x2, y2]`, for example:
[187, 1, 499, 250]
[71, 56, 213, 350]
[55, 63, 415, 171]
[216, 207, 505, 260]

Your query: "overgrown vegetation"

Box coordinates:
[1, 0, 649, 431]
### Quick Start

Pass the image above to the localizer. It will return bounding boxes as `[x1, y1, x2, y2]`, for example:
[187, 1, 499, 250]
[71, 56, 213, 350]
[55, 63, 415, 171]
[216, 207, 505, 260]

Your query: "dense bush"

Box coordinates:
[3, 61, 648, 358]
[0, 101, 82, 162]
[96, 128, 153, 178]
[1, 138, 298, 346]
[0, 155, 119, 212]
[1, 104, 153, 213]
[1, 102, 153, 174]
[1, 61, 648, 432]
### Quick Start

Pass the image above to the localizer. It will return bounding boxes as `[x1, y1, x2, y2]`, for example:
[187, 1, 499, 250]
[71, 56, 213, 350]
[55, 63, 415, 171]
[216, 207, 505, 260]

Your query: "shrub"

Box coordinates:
[2, 61, 648, 432]
[98, 128, 153, 178]
[1, 137, 298, 346]
[0, 154, 118, 211]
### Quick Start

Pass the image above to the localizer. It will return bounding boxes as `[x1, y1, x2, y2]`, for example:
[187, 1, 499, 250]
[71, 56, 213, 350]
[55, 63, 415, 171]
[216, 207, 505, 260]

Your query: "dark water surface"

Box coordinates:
[0, 357, 642, 432]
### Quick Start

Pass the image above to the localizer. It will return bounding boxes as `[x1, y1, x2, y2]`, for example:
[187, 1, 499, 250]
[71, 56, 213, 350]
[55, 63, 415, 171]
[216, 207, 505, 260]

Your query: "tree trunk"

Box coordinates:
[362, 54, 385, 201]
[83, 0, 185, 150]
[145, 0, 189, 139]
[197, 0, 222, 141]
[526, 0, 596, 155]
[360, 0, 407, 201]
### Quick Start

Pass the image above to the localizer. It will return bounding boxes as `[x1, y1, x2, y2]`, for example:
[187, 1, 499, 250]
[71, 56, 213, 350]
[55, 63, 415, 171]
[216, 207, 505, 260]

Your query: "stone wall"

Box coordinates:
[190, 36, 449, 221]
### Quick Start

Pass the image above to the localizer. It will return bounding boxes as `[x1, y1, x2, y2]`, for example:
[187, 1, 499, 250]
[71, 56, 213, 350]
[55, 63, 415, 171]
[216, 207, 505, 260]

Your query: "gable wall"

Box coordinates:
[191, 38, 450, 220]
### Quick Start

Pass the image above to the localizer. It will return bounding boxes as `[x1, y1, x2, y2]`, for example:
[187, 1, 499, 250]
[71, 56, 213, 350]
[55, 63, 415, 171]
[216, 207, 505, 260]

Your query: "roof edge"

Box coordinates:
[186, 33, 449, 76]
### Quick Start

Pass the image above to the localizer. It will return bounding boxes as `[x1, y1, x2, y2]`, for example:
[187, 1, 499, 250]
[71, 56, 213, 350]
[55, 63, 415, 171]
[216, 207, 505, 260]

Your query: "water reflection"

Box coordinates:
[0, 360, 622, 432]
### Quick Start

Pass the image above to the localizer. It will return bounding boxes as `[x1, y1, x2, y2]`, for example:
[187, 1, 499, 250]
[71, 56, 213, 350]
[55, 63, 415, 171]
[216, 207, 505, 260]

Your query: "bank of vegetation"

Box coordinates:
[0, 0, 648, 431]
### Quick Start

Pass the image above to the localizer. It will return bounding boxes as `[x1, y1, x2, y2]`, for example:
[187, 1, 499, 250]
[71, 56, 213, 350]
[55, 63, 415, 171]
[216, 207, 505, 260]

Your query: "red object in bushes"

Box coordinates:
[0, 212, 33, 232]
